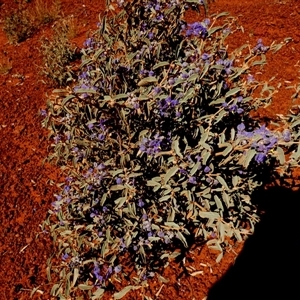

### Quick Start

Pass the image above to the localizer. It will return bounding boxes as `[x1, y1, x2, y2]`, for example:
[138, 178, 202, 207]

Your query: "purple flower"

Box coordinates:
[62, 253, 69, 261]
[252, 39, 269, 54]
[98, 133, 105, 141]
[201, 53, 210, 61]
[138, 199, 145, 207]
[93, 263, 103, 282]
[139, 134, 164, 156]
[84, 37, 94, 48]
[148, 32, 154, 39]
[204, 166, 211, 173]
[114, 265, 122, 273]
[116, 177, 122, 185]
[153, 86, 161, 96]
[168, 77, 176, 85]
[158, 230, 164, 238]
[87, 123, 94, 130]
[188, 176, 197, 184]
[282, 129, 291, 142]
[247, 74, 254, 83]
[237, 123, 245, 132]
[255, 152, 267, 164]
[40, 109, 47, 117]
[183, 21, 208, 38]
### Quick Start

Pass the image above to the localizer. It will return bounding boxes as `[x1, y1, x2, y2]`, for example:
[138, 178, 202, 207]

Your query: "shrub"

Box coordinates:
[40, 18, 78, 86]
[3, 7, 35, 43]
[41, 0, 300, 298]
[3, 0, 61, 44]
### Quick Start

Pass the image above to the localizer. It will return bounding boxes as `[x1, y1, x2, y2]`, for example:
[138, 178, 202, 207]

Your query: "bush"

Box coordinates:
[41, 0, 300, 298]
[40, 18, 78, 86]
[3, 0, 60, 44]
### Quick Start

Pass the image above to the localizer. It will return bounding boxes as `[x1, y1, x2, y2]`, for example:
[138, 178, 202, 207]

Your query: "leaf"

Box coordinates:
[159, 195, 171, 202]
[176, 231, 188, 248]
[78, 284, 94, 290]
[190, 162, 200, 176]
[276, 146, 285, 164]
[214, 195, 224, 212]
[71, 268, 79, 287]
[62, 94, 76, 106]
[110, 185, 125, 191]
[146, 180, 161, 187]
[158, 275, 169, 283]
[74, 88, 98, 94]
[199, 132, 209, 145]
[164, 166, 179, 185]
[291, 119, 300, 128]
[113, 93, 128, 100]
[113, 286, 137, 299]
[216, 175, 229, 190]
[222, 191, 233, 208]
[225, 87, 241, 98]
[137, 76, 158, 86]
[199, 211, 219, 219]
[164, 222, 180, 229]
[243, 149, 256, 168]
[232, 176, 239, 187]
[152, 61, 169, 70]
[92, 288, 105, 299]
[172, 139, 183, 158]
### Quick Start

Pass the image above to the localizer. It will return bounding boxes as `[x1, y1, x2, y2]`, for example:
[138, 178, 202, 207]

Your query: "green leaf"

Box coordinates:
[164, 222, 180, 229]
[172, 139, 183, 158]
[71, 268, 79, 287]
[225, 87, 241, 98]
[243, 149, 256, 168]
[214, 195, 224, 212]
[158, 275, 170, 283]
[222, 191, 233, 208]
[137, 76, 158, 86]
[146, 180, 161, 187]
[164, 166, 178, 185]
[216, 175, 229, 190]
[190, 162, 200, 176]
[276, 146, 285, 164]
[152, 61, 169, 70]
[78, 284, 94, 290]
[176, 231, 188, 248]
[92, 288, 105, 299]
[113, 93, 128, 100]
[74, 88, 98, 94]
[110, 185, 125, 191]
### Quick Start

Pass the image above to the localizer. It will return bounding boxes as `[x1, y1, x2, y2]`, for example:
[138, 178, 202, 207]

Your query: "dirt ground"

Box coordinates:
[0, 0, 299, 299]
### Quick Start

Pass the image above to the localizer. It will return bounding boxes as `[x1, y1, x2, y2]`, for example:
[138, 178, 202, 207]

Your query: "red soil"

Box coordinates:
[0, 0, 299, 299]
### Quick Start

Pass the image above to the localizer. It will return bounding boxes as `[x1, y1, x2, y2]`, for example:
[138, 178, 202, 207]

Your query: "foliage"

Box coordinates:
[40, 18, 78, 86]
[41, 0, 300, 298]
[3, 0, 61, 43]
[3, 7, 35, 43]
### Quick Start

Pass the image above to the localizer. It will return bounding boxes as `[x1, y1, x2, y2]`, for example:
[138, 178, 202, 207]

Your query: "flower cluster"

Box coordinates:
[252, 39, 269, 54]
[139, 134, 165, 156]
[182, 20, 209, 38]
[237, 123, 278, 163]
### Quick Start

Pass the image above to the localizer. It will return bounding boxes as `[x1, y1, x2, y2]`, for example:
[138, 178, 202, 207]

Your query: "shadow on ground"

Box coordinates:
[207, 185, 300, 300]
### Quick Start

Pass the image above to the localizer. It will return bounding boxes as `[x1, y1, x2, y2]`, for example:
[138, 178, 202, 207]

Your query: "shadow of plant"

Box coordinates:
[207, 184, 300, 300]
